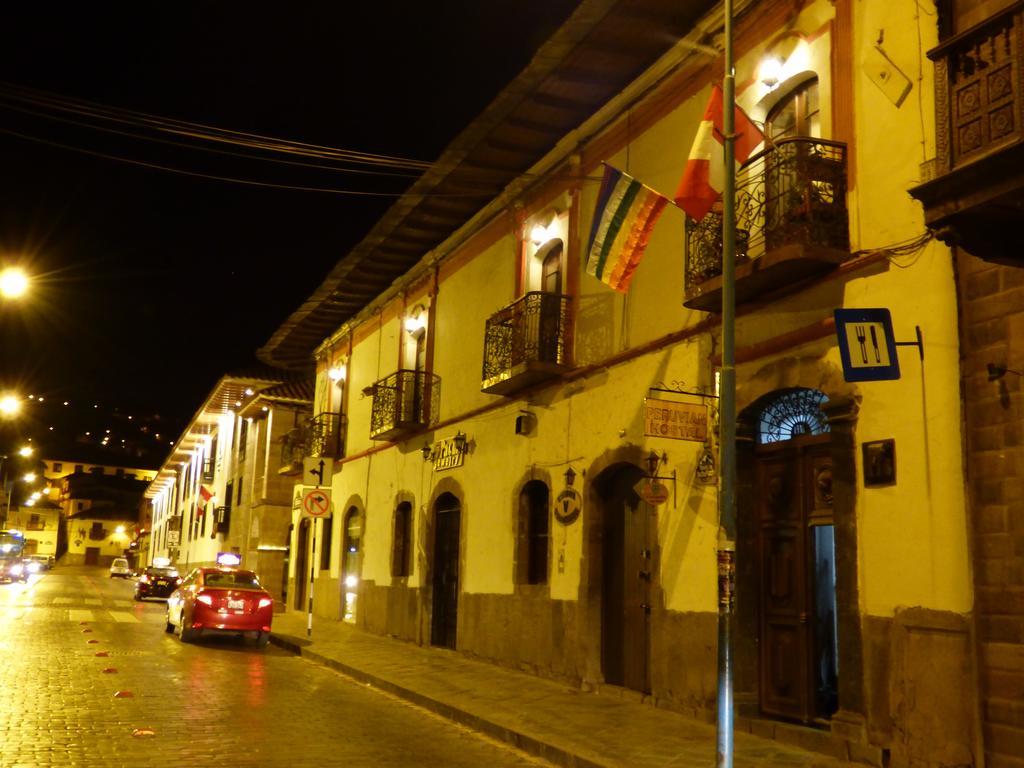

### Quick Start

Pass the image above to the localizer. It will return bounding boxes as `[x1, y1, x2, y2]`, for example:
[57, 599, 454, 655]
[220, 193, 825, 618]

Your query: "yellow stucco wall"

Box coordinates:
[308, 0, 970, 628]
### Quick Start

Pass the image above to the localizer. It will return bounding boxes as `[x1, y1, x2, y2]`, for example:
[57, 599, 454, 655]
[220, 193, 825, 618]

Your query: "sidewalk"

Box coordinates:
[269, 612, 860, 768]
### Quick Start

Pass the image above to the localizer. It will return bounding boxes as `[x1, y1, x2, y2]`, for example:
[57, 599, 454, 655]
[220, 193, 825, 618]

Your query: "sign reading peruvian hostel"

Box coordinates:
[643, 397, 708, 442]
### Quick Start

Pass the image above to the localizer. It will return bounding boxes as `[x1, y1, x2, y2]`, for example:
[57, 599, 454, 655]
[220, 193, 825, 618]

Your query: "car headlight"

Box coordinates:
[26, 562, 40, 573]
[10, 564, 23, 576]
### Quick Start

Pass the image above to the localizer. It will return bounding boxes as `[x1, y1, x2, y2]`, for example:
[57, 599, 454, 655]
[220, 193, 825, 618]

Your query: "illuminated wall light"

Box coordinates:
[404, 306, 427, 337]
[328, 365, 346, 383]
[759, 55, 783, 88]
[529, 223, 550, 244]
[244, 388, 254, 396]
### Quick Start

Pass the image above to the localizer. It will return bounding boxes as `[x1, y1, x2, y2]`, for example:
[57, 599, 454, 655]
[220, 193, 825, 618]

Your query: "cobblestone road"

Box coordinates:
[0, 567, 552, 768]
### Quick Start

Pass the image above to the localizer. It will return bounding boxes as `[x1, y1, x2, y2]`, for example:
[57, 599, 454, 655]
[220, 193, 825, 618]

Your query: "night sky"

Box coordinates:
[0, 2, 579, 465]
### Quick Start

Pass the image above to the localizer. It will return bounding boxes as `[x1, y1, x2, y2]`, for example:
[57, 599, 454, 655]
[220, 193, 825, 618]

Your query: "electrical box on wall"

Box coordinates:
[515, 413, 535, 436]
[863, 46, 912, 108]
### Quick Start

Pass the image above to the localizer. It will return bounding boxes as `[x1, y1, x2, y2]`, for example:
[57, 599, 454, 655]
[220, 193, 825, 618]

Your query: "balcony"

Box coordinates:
[482, 292, 572, 395]
[910, 4, 1024, 264]
[305, 412, 345, 459]
[683, 137, 851, 312]
[369, 370, 440, 441]
[278, 427, 305, 475]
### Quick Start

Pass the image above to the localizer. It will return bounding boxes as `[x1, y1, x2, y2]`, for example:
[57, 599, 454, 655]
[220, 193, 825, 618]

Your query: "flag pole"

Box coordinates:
[716, 0, 737, 765]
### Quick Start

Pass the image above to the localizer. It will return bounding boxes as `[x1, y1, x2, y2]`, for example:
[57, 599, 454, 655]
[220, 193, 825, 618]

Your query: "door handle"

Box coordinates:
[640, 603, 651, 614]
[638, 570, 651, 582]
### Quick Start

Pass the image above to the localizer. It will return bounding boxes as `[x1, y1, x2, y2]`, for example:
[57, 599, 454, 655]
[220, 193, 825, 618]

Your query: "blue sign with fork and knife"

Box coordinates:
[834, 308, 901, 382]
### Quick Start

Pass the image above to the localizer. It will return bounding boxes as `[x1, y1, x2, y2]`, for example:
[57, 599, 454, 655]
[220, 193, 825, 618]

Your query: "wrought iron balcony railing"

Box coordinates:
[369, 370, 440, 441]
[305, 411, 345, 459]
[684, 137, 849, 310]
[482, 292, 571, 395]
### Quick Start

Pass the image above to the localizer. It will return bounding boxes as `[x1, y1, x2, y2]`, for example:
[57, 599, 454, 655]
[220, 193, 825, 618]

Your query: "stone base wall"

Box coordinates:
[649, 608, 718, 720]
[863, 608, 976, 768]
[359, 580, 421, 642]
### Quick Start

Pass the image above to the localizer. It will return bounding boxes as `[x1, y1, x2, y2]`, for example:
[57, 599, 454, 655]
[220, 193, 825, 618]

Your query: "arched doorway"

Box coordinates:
[430, 492, 461, 649]
[748, 388, 839, 723]
[592, 462, 654, 693]
[341, 506, 362, 623]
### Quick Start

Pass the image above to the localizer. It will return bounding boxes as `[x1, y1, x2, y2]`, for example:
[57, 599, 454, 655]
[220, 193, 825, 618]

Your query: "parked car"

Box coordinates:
[134, 566, 180, 600]
[109, 558, 132, 578]
[26, 554, 54, 570]
[165, 567, 273, 647]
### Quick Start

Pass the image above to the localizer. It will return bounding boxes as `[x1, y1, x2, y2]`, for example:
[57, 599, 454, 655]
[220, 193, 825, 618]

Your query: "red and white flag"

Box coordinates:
[675, 85, 765, 221]
[198, 485, 213, 507]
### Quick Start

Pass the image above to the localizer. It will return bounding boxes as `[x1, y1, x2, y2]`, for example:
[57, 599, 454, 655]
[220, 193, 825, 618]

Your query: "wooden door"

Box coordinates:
[600, 464, 654, 693]
[756, 436, 831, 721]
[431, 497, 460, 649]
[85, 547, 100, 566]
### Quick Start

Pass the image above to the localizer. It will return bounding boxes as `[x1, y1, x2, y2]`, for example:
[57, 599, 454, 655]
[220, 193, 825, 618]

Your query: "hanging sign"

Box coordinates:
[644, 397, 708, 442]
[833, 308, 901, 382]
[640, 479, 670, 505]
[554, 487, 582, 525]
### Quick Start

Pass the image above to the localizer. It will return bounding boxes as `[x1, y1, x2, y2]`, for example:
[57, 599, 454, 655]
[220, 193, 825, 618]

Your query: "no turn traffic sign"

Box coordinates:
[300, 486, 333, 519]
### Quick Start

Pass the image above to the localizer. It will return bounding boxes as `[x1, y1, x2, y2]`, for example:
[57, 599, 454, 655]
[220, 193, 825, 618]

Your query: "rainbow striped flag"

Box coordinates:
[585, 165, 669, 293]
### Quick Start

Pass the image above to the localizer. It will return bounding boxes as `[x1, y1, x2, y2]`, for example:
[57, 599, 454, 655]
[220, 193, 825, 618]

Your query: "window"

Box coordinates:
[239, 419, 248, 461]
[518, 481, 550, 585]
[320, 516, 333, 571]
[88, 522, 105, 541]
[392, 501, 413, 577]
[766, 78, 820, 141]
[236, 478, 243, 506]
[89, 466, 103, 475]
[758, 388, 830, 444]
[74, 465, 83, 473]
[53, 462, 62, 472]
[77, 502, 85, 512]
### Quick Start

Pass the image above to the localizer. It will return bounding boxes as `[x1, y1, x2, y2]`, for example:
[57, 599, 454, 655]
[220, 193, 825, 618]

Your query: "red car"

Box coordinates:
[165, 567, 273, 647]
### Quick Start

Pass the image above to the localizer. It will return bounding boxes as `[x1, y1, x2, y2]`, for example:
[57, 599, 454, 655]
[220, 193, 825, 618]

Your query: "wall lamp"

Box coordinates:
[421, 442, 434, 461]
[987, 363, 1024, 381]
[453, 430, 468, 454]
[646, 450, 667, 479]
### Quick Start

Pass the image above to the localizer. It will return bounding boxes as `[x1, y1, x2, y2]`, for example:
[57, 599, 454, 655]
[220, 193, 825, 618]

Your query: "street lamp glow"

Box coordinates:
[22, 473, 36, 483]
[0, 395, 21, 417]
[0, 267, 28, 299]
[18, 446, 32, 457]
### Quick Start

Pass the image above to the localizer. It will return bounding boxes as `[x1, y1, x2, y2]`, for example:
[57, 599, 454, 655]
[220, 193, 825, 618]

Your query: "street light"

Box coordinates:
[0, 267, 29, 299]
[0, 396, 20, 417]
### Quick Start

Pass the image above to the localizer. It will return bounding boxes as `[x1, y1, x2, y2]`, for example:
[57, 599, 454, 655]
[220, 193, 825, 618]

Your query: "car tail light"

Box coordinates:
[196, 592, 214, 606]
[257, 597, 273, 609]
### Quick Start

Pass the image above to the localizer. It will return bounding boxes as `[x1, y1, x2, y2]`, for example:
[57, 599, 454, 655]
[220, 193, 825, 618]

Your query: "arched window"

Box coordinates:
[758, 388, 829, 444]
[766, 78, 820, 141]
[518, 480, 550, 585]
[392, 501, 413, 578]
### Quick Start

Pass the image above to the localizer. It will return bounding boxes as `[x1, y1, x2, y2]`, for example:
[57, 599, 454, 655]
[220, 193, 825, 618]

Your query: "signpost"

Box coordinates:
[302, 457, 334, 488]
[297, 484, 332, 638]
[834, 308, 923, 383]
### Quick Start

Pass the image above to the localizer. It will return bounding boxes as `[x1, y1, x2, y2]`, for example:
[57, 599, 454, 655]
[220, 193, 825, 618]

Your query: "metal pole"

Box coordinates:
[716, 1, 738, 766]
[307, 518, 317, 638]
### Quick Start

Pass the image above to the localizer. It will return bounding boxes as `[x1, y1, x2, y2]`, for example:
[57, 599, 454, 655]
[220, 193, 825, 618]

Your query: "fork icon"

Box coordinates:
[854, 325, 868, 363]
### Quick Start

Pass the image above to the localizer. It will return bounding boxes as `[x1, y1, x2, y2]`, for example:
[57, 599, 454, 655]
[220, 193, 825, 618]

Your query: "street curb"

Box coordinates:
[270, 632, 606, 768]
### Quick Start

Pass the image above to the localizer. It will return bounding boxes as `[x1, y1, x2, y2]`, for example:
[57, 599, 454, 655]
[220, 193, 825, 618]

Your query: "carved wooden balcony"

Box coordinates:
[482, 292, 571, 395]
[369, 370, 440, 441]
[910, 3, 1024, 264]
[683, 137, 851, 312]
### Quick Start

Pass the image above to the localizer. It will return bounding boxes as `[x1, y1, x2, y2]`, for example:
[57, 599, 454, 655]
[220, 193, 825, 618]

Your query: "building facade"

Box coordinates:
[247, 1, 993, 765]
[144, 370, 312, 607]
